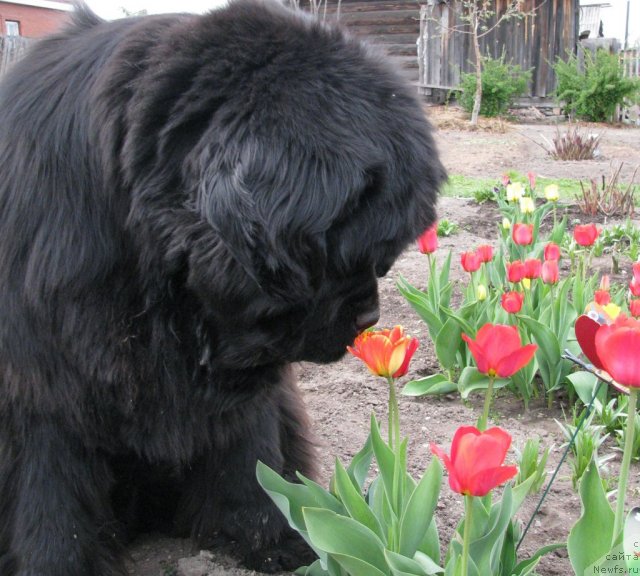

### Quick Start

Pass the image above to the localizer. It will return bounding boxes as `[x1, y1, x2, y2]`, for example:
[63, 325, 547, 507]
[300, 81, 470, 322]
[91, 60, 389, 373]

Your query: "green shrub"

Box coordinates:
[554, 49, 640, 122]
[458, 54, 531, 117]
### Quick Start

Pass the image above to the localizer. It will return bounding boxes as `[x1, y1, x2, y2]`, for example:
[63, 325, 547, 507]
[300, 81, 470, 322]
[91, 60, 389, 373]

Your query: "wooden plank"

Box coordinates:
[336, 10, 419, 25]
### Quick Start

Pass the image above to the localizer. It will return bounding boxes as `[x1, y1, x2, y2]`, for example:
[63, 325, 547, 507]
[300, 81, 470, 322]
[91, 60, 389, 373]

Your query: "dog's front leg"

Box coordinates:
[2, 417, 124, 576]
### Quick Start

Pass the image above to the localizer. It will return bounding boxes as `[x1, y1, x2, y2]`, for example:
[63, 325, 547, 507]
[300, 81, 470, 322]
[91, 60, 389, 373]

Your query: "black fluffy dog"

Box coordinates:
[0, 1, 445, 574]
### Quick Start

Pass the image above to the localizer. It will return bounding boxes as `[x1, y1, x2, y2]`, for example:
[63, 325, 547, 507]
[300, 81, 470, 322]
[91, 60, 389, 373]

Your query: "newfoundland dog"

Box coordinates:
[0, 1, 445, 574]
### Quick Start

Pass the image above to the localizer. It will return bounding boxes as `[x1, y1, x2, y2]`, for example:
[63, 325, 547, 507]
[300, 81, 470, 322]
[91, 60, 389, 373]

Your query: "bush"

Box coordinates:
[554, 49, 640, 122]
[458, 54, 531, 117]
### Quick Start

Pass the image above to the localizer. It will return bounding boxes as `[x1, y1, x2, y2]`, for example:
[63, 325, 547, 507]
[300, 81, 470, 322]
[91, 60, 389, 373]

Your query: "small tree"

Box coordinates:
[458, 51, 531, 117]
[432, 0, 531, 125]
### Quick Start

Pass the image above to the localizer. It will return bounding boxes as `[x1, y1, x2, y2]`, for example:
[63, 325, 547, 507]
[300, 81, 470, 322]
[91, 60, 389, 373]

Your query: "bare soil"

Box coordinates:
[127, 113, 640, 576]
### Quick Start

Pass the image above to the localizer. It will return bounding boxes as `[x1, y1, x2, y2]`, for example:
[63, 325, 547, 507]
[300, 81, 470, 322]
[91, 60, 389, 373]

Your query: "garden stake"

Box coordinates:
[516, 349, 605, 551]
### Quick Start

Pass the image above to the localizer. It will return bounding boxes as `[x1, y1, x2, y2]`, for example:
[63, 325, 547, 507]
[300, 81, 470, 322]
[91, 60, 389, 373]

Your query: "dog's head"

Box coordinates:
[124, 0, 445, 367]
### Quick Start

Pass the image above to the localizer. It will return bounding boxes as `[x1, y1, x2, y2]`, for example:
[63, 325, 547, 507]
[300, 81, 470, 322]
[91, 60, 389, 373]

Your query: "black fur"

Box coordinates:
[0, 1, 445, 574]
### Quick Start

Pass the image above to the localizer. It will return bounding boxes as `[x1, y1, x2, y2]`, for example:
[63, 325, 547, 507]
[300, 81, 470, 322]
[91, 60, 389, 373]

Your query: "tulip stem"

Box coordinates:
[461, 495, 473, 576]
[613, 387, 638, 546]
[479, 375, 495, 431]
[387, 377, 400, 451]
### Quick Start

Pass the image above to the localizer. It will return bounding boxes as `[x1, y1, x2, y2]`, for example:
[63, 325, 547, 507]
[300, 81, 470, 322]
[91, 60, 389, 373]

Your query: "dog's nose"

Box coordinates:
[355, 309, 380, 332]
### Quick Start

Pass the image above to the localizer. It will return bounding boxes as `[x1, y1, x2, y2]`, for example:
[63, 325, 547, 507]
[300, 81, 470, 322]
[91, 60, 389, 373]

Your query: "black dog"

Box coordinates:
[0, 1, 445, 574]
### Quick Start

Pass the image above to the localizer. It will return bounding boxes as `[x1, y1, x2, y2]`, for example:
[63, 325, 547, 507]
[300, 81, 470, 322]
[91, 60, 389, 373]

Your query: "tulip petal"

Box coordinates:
[461, 333, 490, 374]
[430, 442, 461, 492]
[467, 465, 518, 496]
[495, 343, 538, 378]
[393, 337, 419, 378]
[475, 324, 522, 372]
[596, 325, 640, 388]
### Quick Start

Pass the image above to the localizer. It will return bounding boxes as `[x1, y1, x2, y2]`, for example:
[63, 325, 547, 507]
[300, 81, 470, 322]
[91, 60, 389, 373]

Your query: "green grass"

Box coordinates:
[443, 172, 589, 201]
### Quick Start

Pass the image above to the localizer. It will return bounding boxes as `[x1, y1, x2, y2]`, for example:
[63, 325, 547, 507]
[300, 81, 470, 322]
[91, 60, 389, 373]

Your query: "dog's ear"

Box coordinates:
[195, 140, 369, 303]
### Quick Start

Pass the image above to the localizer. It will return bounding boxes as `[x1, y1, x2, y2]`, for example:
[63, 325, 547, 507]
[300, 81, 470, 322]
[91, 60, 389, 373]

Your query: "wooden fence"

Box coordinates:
[0, 36, 32, 76]
[621, 47, 640, 79]
[321, 0, 423, 83]
[418, 0, 579, 103]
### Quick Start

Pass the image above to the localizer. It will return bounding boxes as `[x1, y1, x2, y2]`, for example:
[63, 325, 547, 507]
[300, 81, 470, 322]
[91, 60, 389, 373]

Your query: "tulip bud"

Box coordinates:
[527, 172, 536, 191]
[594, 290, 611, 306]
[476, 244, 494, 263]
[544, 242, 561, 261]
[417, 224, 438, 254]
[506, 260, 526, 283]
[630, 299, 640, 318]
[506, 182, 524, 202]
[631, 278, 640, 297]
[461, 251, 482, 273]
[476, 284, 488, 301]
[524, 258, 542, 279]
[502, 217, 511, 230]
[519, 196, 535, 215]
[501, 291, 524, 314]
[541, 260, 559, 284]
[512, 223, 534, 246]
[573, 223, 600, 247]
[544, 184, 559, 202]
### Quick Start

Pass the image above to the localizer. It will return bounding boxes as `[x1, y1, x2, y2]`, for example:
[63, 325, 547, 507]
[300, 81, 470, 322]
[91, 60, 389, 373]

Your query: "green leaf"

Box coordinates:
[468, 486, 513, 574]
[346, 435, 374, 492]
[370, 414, 397, 515]
[397, 276, 443, 336]
[457, 366, 509, 400]
[384, 550, 427, 576]
[518, 314, 561, 363]
[303, 508, 390, 575]
[511, 543, 566, 576]
[413, 551, 444, 575]
[294, 559, 332, 576]
[567, 459, 615, 575]
[333, 458, 386, 542]
[435, 318, 463, 370]
[567, 371, 605, 407]
[297, 473, 346, 515]
[440, 306, 476, 338]
[398, 458, 443, 558]
[401, 374, 457, 397]
[257, 461, 320, 529]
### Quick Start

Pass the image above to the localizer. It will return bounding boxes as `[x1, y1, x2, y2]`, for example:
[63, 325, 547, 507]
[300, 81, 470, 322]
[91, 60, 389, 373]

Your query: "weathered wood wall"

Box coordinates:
[323, 0, 423, 82]
[418, 0, 579, 102]
[0, 36, 32, 76]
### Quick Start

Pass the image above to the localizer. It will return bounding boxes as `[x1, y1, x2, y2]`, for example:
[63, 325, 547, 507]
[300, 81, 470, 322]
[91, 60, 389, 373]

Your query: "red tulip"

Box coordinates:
[595, 315, 640, 388]
[462, 324, 537, 378]
[476, 244, 494, 263]
[501, 291, 524, 314]
[594, 290, 611, 306]
[631, 278, 640, 297]
[630, 300, 640, 318]
[527, 171, 536, 191]
[348, 326, 419, 379]
[461, 251, 482, 273]
[524, 258, 542, 279]
[417, 224, 438, 254]
[506, 260, 526, 283]
[430, 426, 518, 497]
[512, 223, 533, 246]
[544, 242, 560, 261]
[501, 173, 511, 187]
[541, 260, 559, 284]
[573, 224, 600, 247]
[633, 262, 640, 284]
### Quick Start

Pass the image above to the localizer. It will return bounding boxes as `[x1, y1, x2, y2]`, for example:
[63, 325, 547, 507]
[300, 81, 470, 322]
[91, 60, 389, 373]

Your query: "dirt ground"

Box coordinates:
[127, 112, 640, 576]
